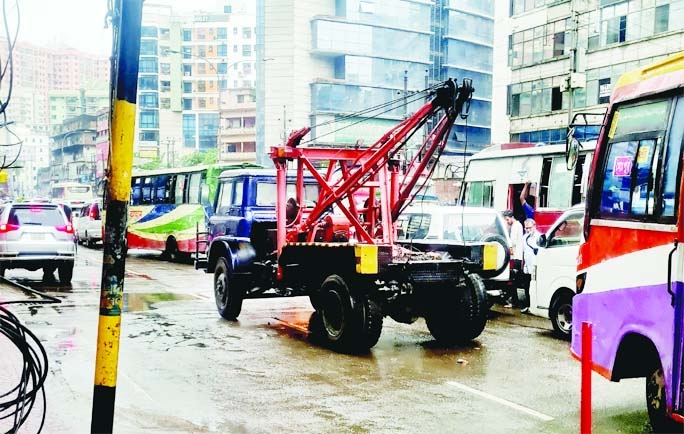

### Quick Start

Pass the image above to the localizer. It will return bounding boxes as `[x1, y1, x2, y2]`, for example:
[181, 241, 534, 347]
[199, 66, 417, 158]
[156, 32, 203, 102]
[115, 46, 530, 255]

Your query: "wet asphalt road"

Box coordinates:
[0, 245, 653, 434]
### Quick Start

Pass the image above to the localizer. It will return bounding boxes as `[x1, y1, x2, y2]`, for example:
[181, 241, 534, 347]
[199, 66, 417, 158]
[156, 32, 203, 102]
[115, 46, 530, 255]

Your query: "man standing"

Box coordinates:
[502, 210, 523, 307]
[520, 218, 540, 313]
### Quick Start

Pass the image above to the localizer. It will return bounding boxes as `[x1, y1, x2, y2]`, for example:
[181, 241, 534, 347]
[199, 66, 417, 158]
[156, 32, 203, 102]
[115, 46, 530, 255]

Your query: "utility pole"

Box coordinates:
[566, 1, 580, 127]
[403, 70, 408, 118]
[90, 1, 143, 433]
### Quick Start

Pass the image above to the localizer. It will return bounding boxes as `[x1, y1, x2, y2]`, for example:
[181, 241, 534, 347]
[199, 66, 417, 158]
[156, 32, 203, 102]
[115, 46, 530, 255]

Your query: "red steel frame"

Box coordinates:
[269, 79, 473, 256]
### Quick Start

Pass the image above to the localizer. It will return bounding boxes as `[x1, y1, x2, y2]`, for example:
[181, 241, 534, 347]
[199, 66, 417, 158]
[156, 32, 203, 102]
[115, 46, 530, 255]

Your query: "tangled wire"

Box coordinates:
[0, 304, 48, 434]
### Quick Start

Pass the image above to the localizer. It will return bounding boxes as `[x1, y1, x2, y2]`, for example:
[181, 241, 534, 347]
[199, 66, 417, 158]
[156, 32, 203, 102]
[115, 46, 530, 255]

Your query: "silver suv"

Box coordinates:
[0, 202, 76, 283]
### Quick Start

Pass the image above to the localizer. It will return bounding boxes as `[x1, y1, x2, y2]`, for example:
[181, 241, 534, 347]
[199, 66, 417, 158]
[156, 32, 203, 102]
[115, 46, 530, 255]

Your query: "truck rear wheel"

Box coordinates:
[318, 274, 381, 353]
[426, 273, 488, 345]
[214, 257, 242, 320]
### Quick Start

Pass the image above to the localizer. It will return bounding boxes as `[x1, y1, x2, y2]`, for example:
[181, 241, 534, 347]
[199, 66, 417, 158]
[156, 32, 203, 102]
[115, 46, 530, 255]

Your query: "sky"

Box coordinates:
[2, 0, 224, 57]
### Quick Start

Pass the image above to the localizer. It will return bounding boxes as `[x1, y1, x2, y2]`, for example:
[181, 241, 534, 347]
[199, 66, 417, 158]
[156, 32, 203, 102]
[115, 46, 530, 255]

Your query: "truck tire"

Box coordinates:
[426, 273, 488, 345]
[478, 233, 510, 278]
[357, 298, 383, 349]
[214, 257, 243, 320]
[549, 291, 573, 340]
[319, 274, 356, 349]
[318, 274, 381, 353]
[647, 362, 683, 433]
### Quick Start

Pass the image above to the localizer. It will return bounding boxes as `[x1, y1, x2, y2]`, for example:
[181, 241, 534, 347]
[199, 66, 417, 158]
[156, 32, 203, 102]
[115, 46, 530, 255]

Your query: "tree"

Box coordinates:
[135, 158, 162, 170]
[179, 149, 217, 166]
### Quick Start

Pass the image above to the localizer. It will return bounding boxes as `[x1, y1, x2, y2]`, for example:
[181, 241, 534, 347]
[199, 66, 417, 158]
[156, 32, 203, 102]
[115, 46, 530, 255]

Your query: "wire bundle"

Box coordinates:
[0, 304, 48, 434]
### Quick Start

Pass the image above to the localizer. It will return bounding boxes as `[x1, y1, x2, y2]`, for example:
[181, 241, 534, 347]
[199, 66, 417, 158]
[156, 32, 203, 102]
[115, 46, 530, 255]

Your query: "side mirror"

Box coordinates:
[537, 233, 547, 248]
[566, 128, 580, 170]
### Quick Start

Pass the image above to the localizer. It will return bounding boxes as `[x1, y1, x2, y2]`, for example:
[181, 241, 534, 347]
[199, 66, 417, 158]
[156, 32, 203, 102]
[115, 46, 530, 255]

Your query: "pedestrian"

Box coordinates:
[502, 209, 523, 307]
[520, 181, 536, 219]
[520, 218, 540, 313]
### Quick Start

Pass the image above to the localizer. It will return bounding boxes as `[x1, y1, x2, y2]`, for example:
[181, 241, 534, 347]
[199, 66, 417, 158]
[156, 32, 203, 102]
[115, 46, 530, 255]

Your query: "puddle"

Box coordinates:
[123, 292, 198, 312]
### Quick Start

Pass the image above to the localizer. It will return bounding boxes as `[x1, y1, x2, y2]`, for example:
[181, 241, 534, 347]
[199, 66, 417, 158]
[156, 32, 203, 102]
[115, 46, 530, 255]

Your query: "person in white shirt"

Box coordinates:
[502, 210, 523, 307]
[520, 218, 541, 313]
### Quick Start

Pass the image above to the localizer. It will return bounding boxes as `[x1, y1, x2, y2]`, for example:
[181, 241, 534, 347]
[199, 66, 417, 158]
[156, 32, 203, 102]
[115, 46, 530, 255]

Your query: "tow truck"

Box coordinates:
[196, 78, 500, 352]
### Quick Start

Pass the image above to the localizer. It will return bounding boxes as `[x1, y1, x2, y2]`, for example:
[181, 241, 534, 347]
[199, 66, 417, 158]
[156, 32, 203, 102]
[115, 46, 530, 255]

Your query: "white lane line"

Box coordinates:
[446, 381, 554, 421]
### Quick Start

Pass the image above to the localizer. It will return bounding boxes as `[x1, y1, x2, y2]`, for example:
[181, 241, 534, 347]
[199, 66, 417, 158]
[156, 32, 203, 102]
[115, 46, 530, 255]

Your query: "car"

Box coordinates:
[395, 204, 513, 303]
[74, 201, 103, 247]
[0, 202, 76, 283]
[528, 204, 585, 339]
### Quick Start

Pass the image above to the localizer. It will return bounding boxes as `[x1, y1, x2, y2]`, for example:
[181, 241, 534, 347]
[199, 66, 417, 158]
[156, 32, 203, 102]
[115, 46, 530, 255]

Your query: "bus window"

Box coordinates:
[175, 175, 186, 204]
[547, 156, 573, 209]
[188, 173, 202, 204]
[154, 175, 169, 204]
[131, 178, 142, 205]
[142, 177, 153, 204]
[200, 174, 209, 205]
[462, 181, 494, 207]
[662, 97, 684, 218]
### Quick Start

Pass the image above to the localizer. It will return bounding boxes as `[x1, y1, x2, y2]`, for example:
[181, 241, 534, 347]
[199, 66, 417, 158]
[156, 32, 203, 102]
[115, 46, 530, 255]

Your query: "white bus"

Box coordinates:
[50, 182, 94, 211]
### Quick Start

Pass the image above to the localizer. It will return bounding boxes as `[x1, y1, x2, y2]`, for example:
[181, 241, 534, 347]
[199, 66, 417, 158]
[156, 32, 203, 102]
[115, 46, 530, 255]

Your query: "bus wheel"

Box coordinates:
[550, 291, 573, 340]
[426, 273, 488, 345]
[164, 237, 180, 261]
[214, 257, 242, 320]
[646, 362, 683, 433]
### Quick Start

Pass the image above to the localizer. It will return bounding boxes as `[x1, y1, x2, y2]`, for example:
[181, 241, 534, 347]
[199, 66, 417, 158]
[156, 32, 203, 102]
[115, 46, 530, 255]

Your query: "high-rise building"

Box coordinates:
[0, 40, 109, 133]
[504, 0, 684, 144]
[136, 1, 256, 164]
[256, 0, 495, 175]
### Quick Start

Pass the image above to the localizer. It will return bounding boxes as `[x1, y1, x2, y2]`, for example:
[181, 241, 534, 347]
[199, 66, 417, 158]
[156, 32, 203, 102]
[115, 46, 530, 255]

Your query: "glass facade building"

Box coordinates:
[257, 0, 494, 160]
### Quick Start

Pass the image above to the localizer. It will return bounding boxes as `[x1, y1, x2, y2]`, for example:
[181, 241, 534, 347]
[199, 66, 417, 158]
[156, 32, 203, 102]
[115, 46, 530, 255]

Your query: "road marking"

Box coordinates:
[446, 381, 554, 421]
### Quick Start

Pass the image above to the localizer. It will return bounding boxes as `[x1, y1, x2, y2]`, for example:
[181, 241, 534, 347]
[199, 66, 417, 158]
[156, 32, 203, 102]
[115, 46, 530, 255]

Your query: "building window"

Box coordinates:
[551, 86, 562, 111]
[139, 93, 158, 108]
[604, 15, 627, 44]
[139, 111, 159, 129]
[242, 27, 252, 39]
[218, 44, 228, 56]
[183, 64, 192, 76]
[183, 81, 192, 93]
[509, 18, 568, 68]
[198, 81, 206, 92]
[160, 98, 171, 109]
[237, 95, 245, 103]
[217, 28, 227, 39]
[141, 26, 157, 37]
[139, 40, 158, 56]
[139, 58, 158, 73]
[183, 29, 192, 41]
[598, 78, 611, 104]
[160, 80, 171, 92]
[553, 32, 564, 57]
[139, 131, 159, 142]
[138, 76, 158, 90]
[160, 63, 171, 74]
[183, 98, 192, 110]
[242, 45, 252, 56]
[654, 4, 669, 34]
[198, 98, 206, 108]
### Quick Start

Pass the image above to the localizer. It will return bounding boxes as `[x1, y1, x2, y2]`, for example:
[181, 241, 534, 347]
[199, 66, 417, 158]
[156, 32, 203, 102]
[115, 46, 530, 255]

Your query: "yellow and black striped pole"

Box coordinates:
[91, 1, 142, 432]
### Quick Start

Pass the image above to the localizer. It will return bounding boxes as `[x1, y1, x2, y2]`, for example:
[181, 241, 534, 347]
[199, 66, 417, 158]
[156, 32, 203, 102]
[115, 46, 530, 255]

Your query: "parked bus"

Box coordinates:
[127, 162, 262, 259]
[50, 182, 94, 211]
[459, 141, 596, 232]
[570, 52, 684, 433]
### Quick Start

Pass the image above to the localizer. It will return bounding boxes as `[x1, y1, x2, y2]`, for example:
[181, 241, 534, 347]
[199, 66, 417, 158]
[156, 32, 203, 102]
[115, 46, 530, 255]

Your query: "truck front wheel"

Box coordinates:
[214, 257, 243, 320]
[426, 273, 488, 345]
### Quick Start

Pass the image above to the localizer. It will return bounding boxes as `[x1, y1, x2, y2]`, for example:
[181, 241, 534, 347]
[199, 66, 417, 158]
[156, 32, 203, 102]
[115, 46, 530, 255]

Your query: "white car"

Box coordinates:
[396, 204, 513, 301]
[75, 201, 103, 247]
[528, 204, 584, 339]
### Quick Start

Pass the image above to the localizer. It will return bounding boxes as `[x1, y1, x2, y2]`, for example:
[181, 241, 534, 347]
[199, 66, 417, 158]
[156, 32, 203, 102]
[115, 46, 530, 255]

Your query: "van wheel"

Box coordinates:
[550, 291, 573, 339]
[647, 362, 683, 433]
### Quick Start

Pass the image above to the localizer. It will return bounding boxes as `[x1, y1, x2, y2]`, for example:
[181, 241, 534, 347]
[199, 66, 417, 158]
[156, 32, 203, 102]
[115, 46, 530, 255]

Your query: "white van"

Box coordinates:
[528, 204, 584, 339]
